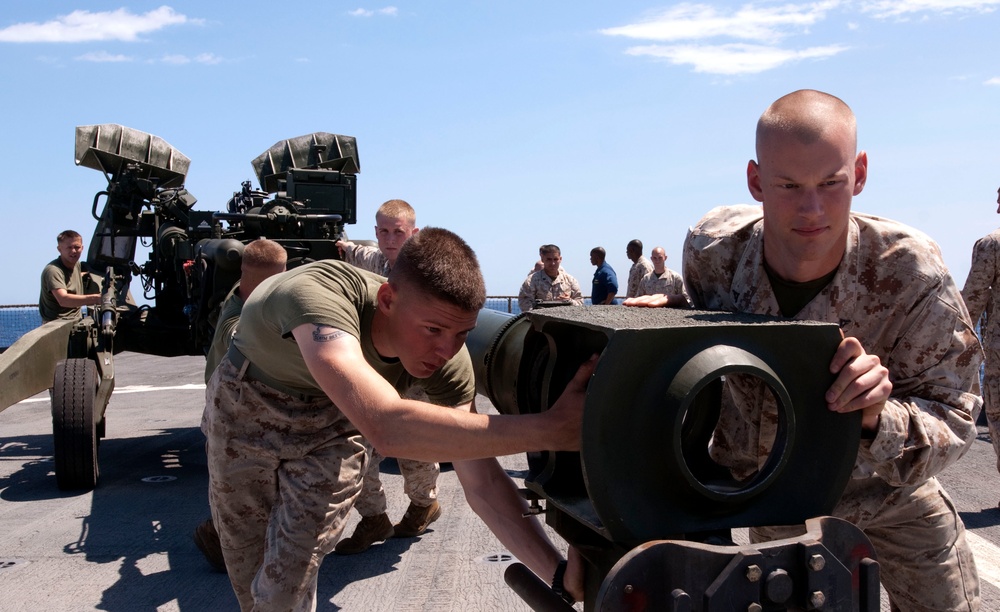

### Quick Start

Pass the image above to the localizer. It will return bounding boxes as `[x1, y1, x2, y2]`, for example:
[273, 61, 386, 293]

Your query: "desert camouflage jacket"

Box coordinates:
[962, 228, 1000, 351]
[683, 205, 982, 519]
[637, 267, 688, 301]
[342, 243, 389, 276]
[627, 256, 654, 298]
[518, 268, 583, 312]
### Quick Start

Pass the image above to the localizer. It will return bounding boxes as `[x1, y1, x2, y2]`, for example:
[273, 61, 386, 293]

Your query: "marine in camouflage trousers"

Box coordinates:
[984, 344, 1000, 473]
[751, 477, 978, 611]
[203, 357, 370, 612]
[353, 385, 439, 516]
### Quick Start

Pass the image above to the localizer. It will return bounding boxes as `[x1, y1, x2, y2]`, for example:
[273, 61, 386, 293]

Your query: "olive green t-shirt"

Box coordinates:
[204, 285, 244, 383]
[233, 260, 475, 407]
[39, 258, 84, 322]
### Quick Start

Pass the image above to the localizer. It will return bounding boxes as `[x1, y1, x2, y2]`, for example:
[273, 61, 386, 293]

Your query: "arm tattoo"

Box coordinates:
[312, 324, 348, 343]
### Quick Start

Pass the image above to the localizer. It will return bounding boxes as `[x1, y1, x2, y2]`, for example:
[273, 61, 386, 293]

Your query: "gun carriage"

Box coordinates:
[467, 306, 880, 611]
[1, 125, 363, 491]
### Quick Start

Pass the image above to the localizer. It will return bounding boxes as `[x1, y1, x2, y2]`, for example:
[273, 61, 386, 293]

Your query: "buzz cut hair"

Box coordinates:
[540, 244, 561, 257]
[389, 227, 486, 312]
[242, 238, 287, 269]
[57, 230, 82, 243]
[376, 199, 416, 224]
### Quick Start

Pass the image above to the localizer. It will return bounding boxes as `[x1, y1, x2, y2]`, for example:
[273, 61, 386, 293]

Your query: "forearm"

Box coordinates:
[455, 459, 562, 583]
[54, 291, 100, 308]
[862, 393, 979, 486]
[370, 400, 574, 461]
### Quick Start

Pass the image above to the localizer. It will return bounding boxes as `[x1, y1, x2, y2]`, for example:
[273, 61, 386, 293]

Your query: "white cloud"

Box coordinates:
[75, 50, 132, 62]
[161, 54, 191, 65]
[194, 53, 222, 65]
[0, 6, 196, 43]
[602, 2, 840, 44]
[859, 0, 1000, 18]
[158, 53, 224, 65]
[348, 7, 398, 17]
[625, 42, 848, 74]
[985, 77, 1000, 85]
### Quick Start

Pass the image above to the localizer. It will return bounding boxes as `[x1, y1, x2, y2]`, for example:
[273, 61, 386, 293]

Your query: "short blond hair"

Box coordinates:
[376, 199, 416, 224]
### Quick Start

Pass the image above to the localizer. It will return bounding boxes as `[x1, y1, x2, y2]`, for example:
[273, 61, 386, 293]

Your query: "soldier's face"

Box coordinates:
[650, 249, 666, 272]
[375, 214, 418, 267]
[378, 282, 478, 379]
[542, 253, 561, 277]
[57, 237, 84, 268]
[748, 126, 866, 282]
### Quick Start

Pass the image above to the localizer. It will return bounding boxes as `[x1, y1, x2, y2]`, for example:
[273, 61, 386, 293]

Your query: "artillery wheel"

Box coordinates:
[51, 358, 100, 491]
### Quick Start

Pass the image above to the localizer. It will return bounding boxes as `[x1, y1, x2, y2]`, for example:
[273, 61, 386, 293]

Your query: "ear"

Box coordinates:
[376, 282, 395, 314]
[853, 151, 868, 196]
[411, 227, 419, 235]
[747, 160, 765, 203]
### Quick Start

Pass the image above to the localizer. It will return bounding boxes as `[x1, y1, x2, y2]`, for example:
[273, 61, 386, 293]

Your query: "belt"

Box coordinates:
[226, 343, 321, 402]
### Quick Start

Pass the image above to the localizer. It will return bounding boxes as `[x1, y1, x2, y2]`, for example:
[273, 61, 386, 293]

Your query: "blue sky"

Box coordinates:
[2, 2, 998, 305]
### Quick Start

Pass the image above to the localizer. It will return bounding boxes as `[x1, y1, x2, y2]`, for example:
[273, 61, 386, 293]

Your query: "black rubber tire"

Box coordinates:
[52, 358, 100, 491]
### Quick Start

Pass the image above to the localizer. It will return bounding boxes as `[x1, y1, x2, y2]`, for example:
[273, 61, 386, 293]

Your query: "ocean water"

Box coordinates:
[0, 306, 42, 349]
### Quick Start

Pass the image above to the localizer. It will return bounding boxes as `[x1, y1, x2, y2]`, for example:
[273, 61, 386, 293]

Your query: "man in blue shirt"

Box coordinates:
[589, 246, 618, 305]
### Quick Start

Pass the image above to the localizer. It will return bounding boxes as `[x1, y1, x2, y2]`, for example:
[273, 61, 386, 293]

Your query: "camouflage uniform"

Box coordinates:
[626, 255, 653, 298]
[636, 267, 688, 301]
[961, 228, 1000, 472]
[517, 268, 584, 312]
[342, 243, 389, 276]
[203, 261, 475, 611]
[685, 205, 983, 612]
[339, 245, 441, 519]
[205, 359, 368, 611]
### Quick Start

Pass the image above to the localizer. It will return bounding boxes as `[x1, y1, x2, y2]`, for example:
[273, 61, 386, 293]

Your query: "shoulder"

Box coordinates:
[265, 260, 382, 304]
[972, 228, 1000, 252]
[691, 204, 761, 236]
[41, 258, 68, 282]
[685, 205, 761, 261]
[850, 212, 952, 290]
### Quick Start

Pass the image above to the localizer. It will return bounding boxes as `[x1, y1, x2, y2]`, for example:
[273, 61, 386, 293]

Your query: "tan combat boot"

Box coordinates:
[393, 500, 442, 538]
[193, 518, 227, 573]
[334, 513, 395, 555]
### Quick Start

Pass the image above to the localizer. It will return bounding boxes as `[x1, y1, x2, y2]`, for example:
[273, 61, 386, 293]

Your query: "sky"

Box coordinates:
[1, 1, 999, 306]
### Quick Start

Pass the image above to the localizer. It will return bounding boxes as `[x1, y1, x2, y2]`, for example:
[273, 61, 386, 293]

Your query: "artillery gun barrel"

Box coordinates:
[465, 305, 875, 608]
[503, 563, 576, 612]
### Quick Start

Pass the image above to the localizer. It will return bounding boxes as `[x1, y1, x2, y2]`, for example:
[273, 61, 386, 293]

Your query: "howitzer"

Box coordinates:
[467, 306, 880, 611]
[0, 125, 366, 491]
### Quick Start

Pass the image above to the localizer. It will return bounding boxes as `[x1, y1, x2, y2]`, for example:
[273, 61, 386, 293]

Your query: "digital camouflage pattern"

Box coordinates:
[204, 358, 369, 611]
[636, 267, 688, 300]
[517, 268, 584, 312]
[626, 255, 653, 298]
[353, 385, 440, 516]
[342, 243, 389, 277]
[961, 228, 1000, 472]
[684, 204, 983, 611]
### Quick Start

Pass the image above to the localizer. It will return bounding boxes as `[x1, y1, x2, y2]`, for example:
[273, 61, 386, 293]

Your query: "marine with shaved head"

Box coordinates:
[628, 90, 983, 611]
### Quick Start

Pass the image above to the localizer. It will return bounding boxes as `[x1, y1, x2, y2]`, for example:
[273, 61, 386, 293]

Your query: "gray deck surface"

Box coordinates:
[2, 352, 1000, 611]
